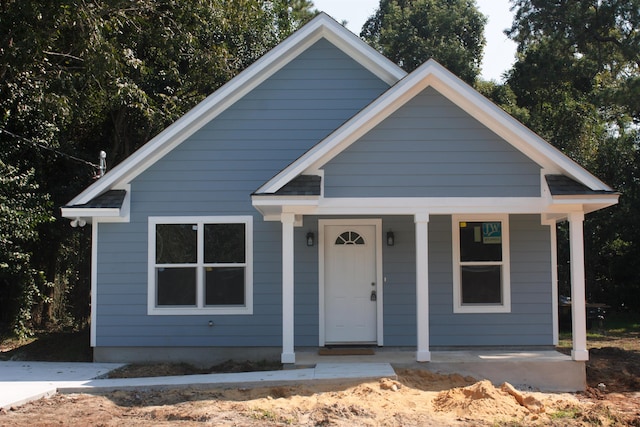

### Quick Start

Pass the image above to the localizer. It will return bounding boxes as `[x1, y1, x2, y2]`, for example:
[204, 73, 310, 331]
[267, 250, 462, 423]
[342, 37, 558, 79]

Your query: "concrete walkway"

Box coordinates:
[0, 361, 396, 410]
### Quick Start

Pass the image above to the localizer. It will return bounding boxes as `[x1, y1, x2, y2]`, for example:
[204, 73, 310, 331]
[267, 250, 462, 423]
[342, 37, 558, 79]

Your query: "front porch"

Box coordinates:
[294, 348, 585, 392]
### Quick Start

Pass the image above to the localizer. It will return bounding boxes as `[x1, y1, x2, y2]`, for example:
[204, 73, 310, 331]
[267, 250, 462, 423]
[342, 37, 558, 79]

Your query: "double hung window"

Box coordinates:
[452, 215, 510, 313]
[148, 216, 253, 315]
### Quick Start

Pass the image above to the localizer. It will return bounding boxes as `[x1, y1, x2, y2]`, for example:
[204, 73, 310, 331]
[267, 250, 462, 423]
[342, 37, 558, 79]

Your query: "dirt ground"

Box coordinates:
[1, 331, 639, 426]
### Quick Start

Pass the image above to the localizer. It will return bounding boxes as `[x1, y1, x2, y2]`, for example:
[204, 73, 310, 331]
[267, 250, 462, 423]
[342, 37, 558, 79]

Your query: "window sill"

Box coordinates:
[453, 304, 511, 314]
[148, 306, 253, 316]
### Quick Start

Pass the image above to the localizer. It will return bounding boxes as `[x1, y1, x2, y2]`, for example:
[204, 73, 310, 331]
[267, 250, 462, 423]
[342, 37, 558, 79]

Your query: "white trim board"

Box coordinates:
[318, 219, 384, 347]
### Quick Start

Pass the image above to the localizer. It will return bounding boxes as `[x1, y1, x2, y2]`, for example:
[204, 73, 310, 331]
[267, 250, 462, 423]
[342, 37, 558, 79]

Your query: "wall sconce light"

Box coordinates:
[386, 231, 395, 246]
[306, 231, 315, 247]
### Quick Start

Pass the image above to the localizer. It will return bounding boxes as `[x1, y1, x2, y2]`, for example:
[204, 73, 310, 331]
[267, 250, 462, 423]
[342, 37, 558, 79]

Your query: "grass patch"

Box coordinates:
[549, 405, 582, 420]
[557, 311, 640, 353]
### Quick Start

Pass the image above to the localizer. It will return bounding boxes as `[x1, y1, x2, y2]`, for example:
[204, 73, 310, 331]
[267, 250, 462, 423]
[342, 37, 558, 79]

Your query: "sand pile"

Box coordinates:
[433, 379, 545, 420]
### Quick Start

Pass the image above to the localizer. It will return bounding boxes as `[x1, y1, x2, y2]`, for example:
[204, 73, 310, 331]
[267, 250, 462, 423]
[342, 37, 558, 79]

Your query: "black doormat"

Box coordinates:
[318, 348, 375, 356]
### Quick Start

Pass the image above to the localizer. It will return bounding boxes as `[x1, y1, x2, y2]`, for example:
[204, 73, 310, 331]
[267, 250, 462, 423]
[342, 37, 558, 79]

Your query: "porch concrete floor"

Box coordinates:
[295, 349, 584, 392]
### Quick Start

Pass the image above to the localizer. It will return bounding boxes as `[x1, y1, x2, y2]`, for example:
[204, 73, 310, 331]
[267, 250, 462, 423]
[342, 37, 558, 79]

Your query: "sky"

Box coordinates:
[311, 0, 517, 82]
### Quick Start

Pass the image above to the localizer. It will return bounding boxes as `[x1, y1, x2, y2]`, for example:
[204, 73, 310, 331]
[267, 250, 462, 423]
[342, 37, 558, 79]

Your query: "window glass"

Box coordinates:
[459, 222, 502, 262]
[335, 231, 365, 245]
[453, 216, 510, 313]
[156, 224, 197, 264]
[204, 223, 245, 263]
[205, 267, 245, 305]
[156, 267, 196, 306]
[150, 217, 252, 314]
[461, 265, 502, 304]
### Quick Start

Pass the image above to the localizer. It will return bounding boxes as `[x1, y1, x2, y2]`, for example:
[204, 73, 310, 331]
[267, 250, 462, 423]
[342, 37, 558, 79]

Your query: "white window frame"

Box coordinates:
[148, 216, 253, 315]
[452, 214, 511, 314]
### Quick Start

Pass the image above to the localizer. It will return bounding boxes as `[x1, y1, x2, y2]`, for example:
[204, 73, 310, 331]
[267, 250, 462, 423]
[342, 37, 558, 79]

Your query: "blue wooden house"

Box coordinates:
[62, 14, 618, 374]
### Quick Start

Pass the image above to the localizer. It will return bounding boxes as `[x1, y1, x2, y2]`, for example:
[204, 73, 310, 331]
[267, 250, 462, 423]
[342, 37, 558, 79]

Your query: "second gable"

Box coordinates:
[322, 87, 543, 198]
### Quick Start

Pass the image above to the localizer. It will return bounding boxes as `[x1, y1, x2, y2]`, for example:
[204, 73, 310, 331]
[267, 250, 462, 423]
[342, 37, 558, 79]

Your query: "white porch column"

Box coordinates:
[415, 213, 431, 362]
[281, 213, 296, 364]
[569, 212, 588, 361]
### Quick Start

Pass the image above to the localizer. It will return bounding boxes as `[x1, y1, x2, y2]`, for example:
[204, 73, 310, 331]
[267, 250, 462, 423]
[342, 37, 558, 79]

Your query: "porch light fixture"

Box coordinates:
[387, 231, 395, 246]
[306, 231, 315, 247]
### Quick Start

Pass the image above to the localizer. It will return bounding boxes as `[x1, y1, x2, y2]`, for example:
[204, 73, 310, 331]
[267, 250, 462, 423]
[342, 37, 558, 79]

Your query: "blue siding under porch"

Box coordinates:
[295, 214, 554, 348]
[96, 214, 554, 350]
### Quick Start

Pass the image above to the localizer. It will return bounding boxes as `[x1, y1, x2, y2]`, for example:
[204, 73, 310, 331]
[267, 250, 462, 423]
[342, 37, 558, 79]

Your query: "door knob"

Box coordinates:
[370, 290, 377, 301]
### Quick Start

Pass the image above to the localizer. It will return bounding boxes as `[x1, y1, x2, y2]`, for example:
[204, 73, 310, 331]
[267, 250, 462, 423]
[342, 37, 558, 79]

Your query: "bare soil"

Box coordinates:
[1, 328, 639, 426]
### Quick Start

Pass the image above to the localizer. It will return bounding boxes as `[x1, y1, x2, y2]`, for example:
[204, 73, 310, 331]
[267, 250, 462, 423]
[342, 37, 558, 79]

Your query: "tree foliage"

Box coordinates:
[361, 0, 486, 82]
[0, 0, 314, 335]
[504, 0, 640, 311]
[0, 159, 53, 336]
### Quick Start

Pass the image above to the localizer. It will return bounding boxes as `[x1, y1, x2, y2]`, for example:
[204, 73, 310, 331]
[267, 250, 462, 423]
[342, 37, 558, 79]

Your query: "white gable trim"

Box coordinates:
[66, 13, 405, 206]
[256, 60, 613, 195]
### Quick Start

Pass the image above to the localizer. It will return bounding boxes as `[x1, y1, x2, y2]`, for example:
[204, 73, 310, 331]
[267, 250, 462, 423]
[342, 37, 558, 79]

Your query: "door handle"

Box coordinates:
[370, 290, 377, 301]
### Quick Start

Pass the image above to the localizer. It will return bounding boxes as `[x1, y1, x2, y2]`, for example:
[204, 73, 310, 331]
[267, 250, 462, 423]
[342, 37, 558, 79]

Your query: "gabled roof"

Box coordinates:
[255, 59, 614, 195]
[64, 13, 405, 208]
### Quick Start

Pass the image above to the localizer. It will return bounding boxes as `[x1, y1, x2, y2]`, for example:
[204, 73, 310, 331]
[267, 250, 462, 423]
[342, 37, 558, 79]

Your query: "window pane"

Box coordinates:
[204, 224, 245, 263]
[156, 224, 197, 264]
[157, 267, 196, 306]
[461, 265, 502, 304]
[335, 231, 365, 245]
[459, 222, 502, 262]
[205, 267, 245, 305]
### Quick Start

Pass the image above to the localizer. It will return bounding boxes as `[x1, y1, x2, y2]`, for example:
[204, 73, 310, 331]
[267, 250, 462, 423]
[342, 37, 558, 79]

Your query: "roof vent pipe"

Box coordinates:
[98, 151, 107, 178]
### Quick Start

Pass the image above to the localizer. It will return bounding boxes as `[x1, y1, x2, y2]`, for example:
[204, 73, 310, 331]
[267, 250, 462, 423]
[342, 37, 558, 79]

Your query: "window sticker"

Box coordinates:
[482, 222, 502, 244]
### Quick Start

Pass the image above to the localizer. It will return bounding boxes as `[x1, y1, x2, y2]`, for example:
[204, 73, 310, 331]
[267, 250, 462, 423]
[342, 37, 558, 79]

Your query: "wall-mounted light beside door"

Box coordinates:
[386, 231, 395, 246]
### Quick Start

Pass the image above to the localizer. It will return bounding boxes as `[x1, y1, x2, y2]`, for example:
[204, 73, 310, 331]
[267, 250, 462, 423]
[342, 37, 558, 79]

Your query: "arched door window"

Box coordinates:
[335, 231, 365, 245]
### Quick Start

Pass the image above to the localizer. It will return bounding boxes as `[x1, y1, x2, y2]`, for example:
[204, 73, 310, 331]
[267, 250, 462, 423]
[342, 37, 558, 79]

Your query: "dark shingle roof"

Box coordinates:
[545, 175, 614, 196]
[273, 175, 321, 196]
[65, 189, 127, 209]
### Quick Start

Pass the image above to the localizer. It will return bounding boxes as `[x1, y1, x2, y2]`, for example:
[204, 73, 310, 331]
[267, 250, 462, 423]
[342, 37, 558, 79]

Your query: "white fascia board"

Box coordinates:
[548, 194, 619, 214]
[67, 13, 404, 206]
[251, 195, 320, 205]
[60, 207, 121, 218]
[315, 197, 549, 215]
[320, 24, 405, 85]
[254, 196, 549, 216]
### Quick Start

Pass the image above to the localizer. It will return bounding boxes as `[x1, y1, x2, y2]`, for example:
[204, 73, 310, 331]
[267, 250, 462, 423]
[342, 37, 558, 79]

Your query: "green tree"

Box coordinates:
[0, 160, 53, 336]
[0, 0, 314, 335]
[506, 0, 640, 311]
[360, 0, 486, 82]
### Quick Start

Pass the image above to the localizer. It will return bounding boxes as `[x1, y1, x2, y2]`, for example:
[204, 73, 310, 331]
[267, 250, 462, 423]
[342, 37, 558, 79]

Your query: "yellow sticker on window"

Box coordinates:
[460, 222, 467, 228]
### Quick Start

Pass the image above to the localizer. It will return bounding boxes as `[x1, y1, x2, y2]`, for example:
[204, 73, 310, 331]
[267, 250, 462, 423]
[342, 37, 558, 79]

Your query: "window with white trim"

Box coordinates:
[148, 216, 253, 315]
[452, 215, 511, 313]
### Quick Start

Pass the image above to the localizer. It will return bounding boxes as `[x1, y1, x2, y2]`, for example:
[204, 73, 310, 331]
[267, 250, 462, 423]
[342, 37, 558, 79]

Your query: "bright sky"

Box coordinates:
[311, 0, 517, 82]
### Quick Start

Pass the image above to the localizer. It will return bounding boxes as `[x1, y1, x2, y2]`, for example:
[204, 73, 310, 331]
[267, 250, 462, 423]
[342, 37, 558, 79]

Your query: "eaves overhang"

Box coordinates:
[251, 194, 320, 221]
[61, 188, 130, 223]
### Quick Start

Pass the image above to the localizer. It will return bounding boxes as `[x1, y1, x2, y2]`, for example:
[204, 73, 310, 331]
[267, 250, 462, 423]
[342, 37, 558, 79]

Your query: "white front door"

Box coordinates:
[323, 222, 379, 344]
